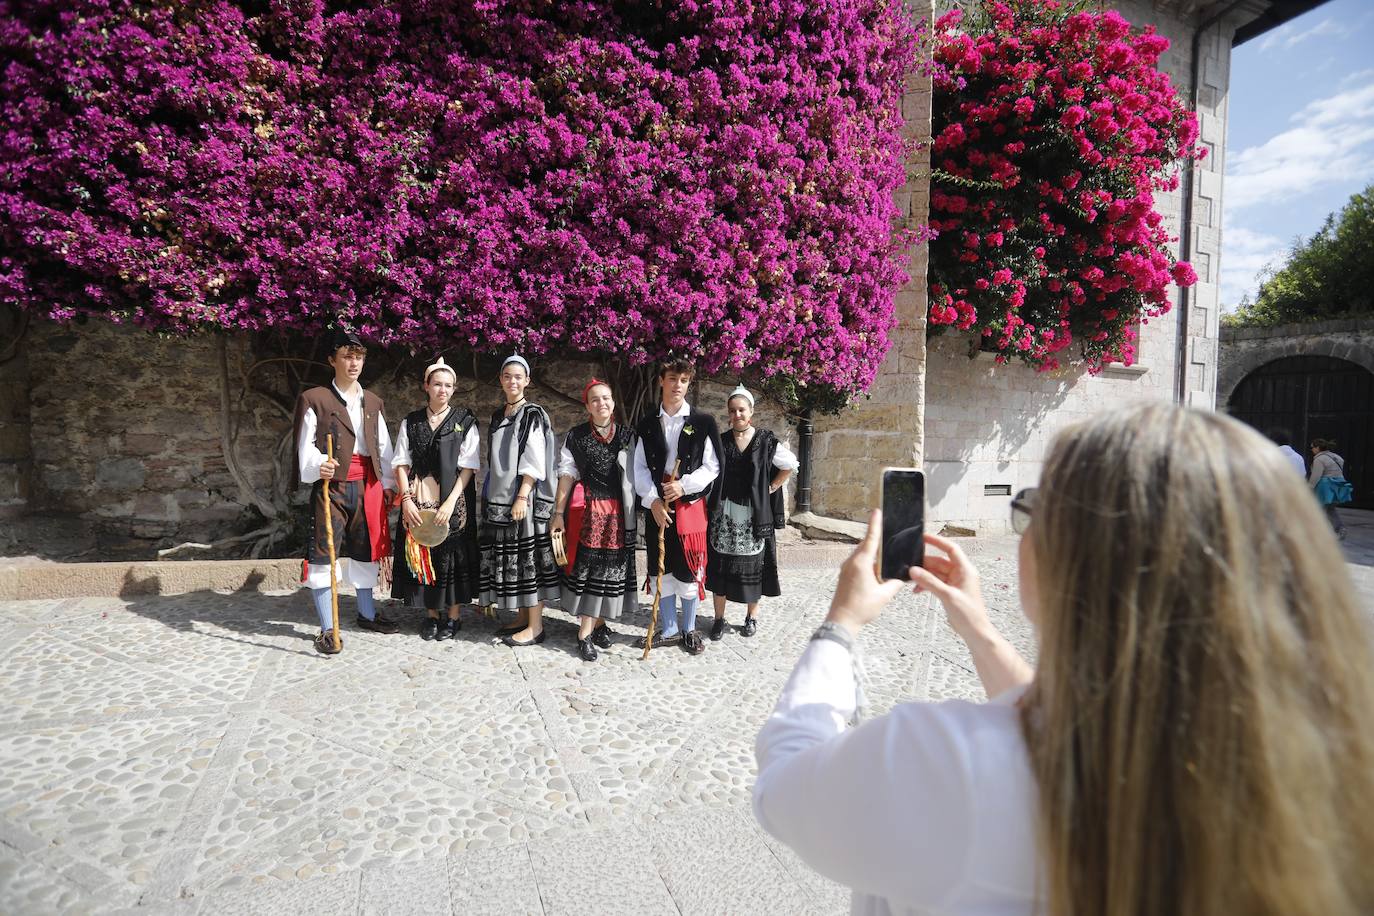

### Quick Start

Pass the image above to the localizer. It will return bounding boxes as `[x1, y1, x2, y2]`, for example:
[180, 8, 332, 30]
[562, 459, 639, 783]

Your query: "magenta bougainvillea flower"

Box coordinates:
[0, 0, 922, 402]
[927, 1, 1203, 371]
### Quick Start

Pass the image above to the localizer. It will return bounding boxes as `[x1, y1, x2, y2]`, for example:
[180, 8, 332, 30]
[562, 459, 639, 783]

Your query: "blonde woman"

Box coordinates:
[755, 404, 1374, 916]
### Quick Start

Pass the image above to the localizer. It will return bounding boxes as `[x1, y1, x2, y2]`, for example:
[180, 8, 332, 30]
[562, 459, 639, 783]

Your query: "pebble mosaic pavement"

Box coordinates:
[2, 526, 1370, 915]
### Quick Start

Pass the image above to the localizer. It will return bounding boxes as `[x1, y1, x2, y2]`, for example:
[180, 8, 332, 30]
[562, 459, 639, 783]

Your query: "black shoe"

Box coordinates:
[681, 631, 706, 655]
[634, 629, 681, 649]
[420, 617, 439, 640]
[742, 616, 757, 637]
[501, 630, 547, 647]
[494, 621, 525, 637]
[443, 617, 462, 640]
[578, 636, 598, 661]
[709, 617, 727, 641]
[314, 630, 343, 655]
[591, 624, 612, 649]
[357, 613, 400, 634]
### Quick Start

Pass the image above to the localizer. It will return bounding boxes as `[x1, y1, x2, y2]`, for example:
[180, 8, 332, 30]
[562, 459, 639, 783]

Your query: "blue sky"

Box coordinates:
[1221, 0, 1374, 309]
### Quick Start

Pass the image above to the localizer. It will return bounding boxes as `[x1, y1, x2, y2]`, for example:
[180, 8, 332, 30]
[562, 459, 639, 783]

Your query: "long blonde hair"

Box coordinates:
[1023, 404, 1374, 916]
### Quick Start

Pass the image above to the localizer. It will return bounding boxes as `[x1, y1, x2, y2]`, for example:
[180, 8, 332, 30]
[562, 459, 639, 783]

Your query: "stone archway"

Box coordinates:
[1217, 319, 1374, 408]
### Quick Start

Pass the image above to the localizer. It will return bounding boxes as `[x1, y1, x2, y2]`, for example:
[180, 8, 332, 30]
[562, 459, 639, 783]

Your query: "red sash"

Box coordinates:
[675, 498, 708, 599]
[349, 455, 391, 561]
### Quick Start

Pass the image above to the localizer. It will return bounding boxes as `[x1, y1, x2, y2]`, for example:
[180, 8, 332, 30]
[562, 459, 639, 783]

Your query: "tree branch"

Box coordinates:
[218, 335, 280, 519]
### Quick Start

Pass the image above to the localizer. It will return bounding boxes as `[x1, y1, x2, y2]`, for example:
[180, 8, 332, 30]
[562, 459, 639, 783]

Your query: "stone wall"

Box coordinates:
[915, 0, 1249, 533]
[0, 308, 33, 518]
[1217, 317, 1374, 407]
[10, 318, 796, 553]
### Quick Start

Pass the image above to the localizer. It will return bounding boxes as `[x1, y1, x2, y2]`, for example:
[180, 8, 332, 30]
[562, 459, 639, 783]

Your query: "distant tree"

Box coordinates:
[1224, 184, 1374, 327]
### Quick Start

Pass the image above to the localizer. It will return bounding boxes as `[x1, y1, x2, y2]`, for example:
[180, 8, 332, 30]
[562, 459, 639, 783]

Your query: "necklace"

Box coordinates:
[427, 404, 451, 419]
[504, 396, 527, 414]
[592, 419, 615, 443]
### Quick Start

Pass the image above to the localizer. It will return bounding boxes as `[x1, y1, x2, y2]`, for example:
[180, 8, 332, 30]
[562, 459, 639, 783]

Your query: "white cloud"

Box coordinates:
[1219, 226, 1288, 309]
[1226, 81, 1374, 211]
[1258, 17, 1344, 52]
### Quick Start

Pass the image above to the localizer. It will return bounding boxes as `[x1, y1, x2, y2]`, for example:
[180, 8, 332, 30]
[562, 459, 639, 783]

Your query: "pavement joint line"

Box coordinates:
[0, 705, 218, 735]
[138, 709, 258, 906]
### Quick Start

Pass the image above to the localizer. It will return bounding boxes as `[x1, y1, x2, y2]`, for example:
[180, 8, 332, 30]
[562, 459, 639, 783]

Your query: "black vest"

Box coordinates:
[635, 406, 723, 509]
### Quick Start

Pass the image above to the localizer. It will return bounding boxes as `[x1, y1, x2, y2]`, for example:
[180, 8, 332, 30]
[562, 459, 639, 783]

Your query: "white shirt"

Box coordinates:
[392, 417, 480, 471]
[754, 639, 1039, 915]
[1278, 445, 1306, 477]
[297, 382, 396, 488]
[632, 401, 720, 509]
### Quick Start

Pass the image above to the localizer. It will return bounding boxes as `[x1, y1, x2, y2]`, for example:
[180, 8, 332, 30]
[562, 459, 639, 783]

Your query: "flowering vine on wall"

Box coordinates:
[0, 0, 921, 405]
[927, 1, 1202, 371]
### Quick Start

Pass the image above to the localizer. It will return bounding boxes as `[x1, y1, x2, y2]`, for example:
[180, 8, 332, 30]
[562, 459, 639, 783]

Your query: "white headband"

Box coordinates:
[423, 356, 455, 383]
[500, 353, 531, 377]
[728, 384, 754, 407]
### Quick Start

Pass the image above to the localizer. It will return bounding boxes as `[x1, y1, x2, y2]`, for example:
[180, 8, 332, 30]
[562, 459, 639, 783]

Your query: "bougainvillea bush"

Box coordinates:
[0, 0, 920, 402]
[927, 0, 1201, 371]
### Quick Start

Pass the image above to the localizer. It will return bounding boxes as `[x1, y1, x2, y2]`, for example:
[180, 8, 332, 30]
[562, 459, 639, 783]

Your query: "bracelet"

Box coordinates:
[400, 493, 414, 503]
[515, 494, 528, 503]
[811, 621, 856, 652]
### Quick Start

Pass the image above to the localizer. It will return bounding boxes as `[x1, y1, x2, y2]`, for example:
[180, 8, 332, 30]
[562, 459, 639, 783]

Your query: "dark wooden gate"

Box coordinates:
[1226, 355, 1373, 509]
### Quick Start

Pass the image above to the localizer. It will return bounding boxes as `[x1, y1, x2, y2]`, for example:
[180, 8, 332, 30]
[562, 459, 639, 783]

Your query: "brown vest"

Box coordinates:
[292, 385, 386, 487]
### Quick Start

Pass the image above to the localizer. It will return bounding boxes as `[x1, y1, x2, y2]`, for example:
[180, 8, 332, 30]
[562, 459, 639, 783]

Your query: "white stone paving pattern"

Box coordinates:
[2, 531, 1369, 915]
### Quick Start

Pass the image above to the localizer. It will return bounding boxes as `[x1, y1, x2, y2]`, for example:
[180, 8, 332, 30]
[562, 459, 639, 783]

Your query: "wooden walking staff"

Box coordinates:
[642, 459, 681, 660]
[323, 434, 341, 652]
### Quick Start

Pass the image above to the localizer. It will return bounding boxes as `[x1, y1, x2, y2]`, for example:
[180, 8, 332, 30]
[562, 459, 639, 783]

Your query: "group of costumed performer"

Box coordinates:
[293, 340, 793, 659]
[390, 357, 481, 641]
[292, 328, 403, 655]
[550, 379, 639, 661]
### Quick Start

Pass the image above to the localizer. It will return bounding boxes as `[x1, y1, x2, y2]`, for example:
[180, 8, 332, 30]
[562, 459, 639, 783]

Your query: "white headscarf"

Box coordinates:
[728, 384, 754, 407]
[500, 353, 531, 377]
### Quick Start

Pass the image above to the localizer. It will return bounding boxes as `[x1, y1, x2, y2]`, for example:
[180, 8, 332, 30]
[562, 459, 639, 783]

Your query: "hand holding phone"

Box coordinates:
[879, 468, 925, 581]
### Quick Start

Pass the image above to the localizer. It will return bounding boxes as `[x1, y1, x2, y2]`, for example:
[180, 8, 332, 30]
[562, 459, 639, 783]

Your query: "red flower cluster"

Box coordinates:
[927, 1, 1203, 371]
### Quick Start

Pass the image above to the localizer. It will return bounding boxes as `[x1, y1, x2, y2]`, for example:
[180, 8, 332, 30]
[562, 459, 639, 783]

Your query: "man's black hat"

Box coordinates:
[323, 325, 365, 353]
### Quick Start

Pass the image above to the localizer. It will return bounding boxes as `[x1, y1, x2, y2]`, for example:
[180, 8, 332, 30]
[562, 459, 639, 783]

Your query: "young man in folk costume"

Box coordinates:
[633, 358, 723, 655]
[293, 327, 401, 655]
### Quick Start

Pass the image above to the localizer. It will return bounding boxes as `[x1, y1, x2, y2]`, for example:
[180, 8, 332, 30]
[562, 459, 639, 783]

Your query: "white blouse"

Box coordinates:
[391, 419, 480, 471]
[754, 639, 1040, 915]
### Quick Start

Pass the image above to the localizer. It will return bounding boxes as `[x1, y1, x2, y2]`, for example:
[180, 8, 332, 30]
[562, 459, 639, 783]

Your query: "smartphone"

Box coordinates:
[879, 468, 925, 581]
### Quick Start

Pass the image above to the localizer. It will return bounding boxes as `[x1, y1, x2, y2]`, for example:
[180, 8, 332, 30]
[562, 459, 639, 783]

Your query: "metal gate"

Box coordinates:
[1226, 355, 1373, 509]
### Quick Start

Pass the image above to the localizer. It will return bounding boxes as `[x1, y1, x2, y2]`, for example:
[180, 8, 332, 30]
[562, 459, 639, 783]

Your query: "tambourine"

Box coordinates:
[550, 527, 569, 567]
[408, 509, 450, 548]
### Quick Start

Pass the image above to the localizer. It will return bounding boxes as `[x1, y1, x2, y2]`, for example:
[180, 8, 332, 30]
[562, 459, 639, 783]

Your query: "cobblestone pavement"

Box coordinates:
[1, 528, 1368, 916]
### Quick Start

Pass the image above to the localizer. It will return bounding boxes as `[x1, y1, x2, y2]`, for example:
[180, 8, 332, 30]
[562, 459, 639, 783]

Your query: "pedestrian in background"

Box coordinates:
[1309, 437, 1352, 540]
[1269, 428, 1307, 476]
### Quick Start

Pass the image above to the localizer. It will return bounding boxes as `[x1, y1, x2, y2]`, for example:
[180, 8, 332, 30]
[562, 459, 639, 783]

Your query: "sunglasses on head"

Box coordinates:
[1010, 487, 1037, 535]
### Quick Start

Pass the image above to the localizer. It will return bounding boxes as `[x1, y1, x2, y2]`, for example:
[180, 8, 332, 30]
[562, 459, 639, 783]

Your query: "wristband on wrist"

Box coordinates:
[811, 621, 856, 652]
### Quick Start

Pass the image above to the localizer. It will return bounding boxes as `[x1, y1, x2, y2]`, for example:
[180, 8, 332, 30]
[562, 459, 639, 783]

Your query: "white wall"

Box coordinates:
[922, 0, 1241, 531]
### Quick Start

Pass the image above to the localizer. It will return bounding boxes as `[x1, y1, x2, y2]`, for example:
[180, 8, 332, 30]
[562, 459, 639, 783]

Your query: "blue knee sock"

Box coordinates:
[679, 595, 699, 635]
[356, 588, 376, 621]
[658, 594, 679, 638]
[310, 588, 332, 631]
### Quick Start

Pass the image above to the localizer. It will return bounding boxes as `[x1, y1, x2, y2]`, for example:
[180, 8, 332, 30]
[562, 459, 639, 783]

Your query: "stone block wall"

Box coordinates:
[808, 0, 934, 519]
